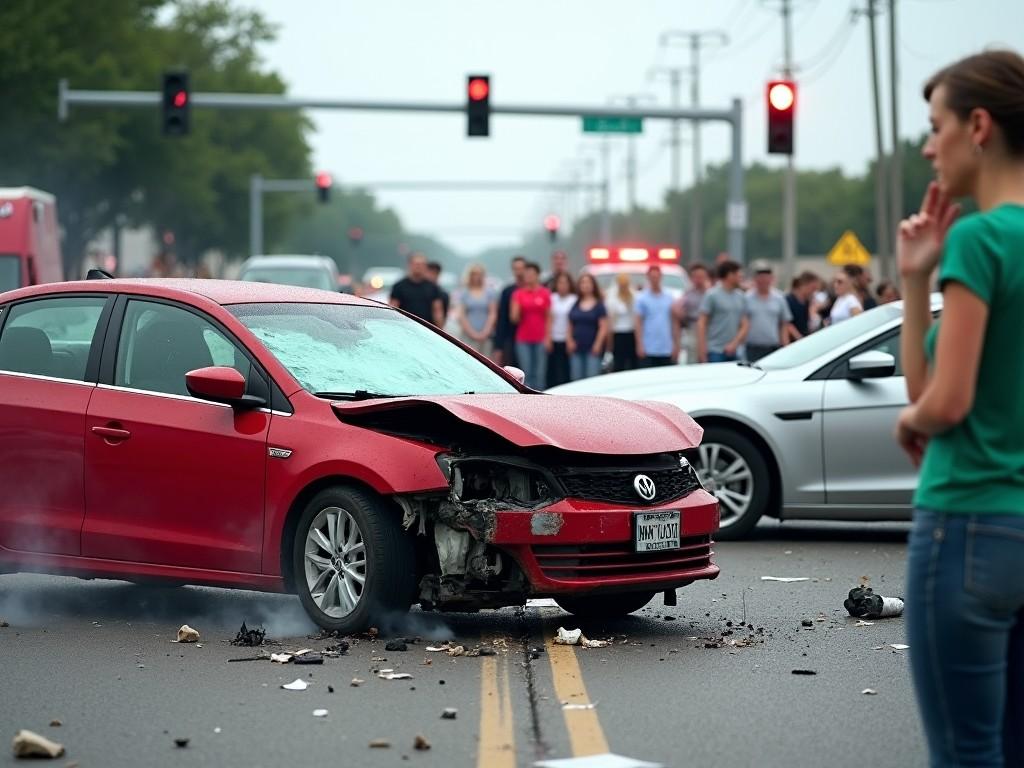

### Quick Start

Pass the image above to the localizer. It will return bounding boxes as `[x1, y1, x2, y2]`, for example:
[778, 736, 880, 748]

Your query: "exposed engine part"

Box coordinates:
[466, 541, 503, 581]
[434, 522, 473, 577]
[449, 459, 554, 508]
[418, 563, 527, 613]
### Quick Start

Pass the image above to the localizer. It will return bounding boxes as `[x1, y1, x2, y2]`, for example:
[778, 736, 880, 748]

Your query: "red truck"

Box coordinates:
[0, 187, 63, 292]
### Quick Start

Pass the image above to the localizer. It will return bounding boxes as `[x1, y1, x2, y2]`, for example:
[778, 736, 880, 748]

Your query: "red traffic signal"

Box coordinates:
[767, 80, 796, 155]
[315, 171, 332, 203]
[161, 71, 190, 136]
[466, 74, 491, 137]
[348, 226, 364, 245]
[544, 214, 560, 241]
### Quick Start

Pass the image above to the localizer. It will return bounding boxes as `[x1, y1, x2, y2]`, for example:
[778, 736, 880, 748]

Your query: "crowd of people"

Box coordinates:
[387, 248, 902, 388]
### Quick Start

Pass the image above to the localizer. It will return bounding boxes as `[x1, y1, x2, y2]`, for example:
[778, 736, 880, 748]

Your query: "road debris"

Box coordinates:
[293, 652, 323, 665]
[369, 739, 391, 749]
[281, 679, 310, 691]
[175, 625, 200, 643]
[385, 640, 408, 652]
[270, 653, 293, 664]
[12, 730, 65, 759]
[562, 701, 599, 710]
[413, 734, 431, 751]
[378, 670, 414, 680]
[791, 669, 817, 676]
[862, 689, 878, 695]
[800, 619, 813, 628]
[228, 654, 269, 663]
[890, 644, 910, 651]
[555, 627, 583, 645]
[230, 622, 266, 647]
[844, 586, 905, 619]
[351, 678, 365, 687]
[173, 738, 189, 749]
[313, 709, 329, 718]
[441, 708, 458, 720]
[760, 576, 809, 583]
[48, 720, 61, 728]
[323, 641, 350, 656]
[854, 620, 875, 627]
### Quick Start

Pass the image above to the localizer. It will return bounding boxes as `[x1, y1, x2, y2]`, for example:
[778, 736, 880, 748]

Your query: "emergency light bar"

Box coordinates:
[586, 246, 681, 263]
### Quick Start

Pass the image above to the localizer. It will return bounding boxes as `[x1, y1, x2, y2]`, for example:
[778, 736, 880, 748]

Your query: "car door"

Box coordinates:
[821, 328, 916, 509]
[0, 294, 111, 555]
[83, 297, 271, 573]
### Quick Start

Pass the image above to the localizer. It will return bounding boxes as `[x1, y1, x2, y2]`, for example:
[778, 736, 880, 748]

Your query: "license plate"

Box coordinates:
[634, 511, 681, 552]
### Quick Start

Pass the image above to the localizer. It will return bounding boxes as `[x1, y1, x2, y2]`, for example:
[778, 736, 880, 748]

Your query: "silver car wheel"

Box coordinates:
[696, 442, 754, 528]
[303, 506, 367, 618]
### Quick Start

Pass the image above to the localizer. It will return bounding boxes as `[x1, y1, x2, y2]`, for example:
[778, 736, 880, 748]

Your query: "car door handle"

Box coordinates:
[91, 426, 131, 442]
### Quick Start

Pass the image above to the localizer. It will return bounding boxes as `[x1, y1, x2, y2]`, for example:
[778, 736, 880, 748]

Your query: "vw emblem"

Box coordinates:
[633, 474, 657, 501]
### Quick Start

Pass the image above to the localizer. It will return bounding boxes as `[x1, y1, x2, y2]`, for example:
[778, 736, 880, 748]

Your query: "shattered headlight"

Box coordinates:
[436, 455, 556, 507]
[680, 453, 706, 491]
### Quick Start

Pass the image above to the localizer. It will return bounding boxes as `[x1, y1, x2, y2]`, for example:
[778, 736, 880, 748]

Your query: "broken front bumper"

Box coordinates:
[489, 489, 720, 594]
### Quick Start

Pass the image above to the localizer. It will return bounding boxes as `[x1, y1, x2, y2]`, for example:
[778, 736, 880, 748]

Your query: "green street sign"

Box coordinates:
[582, 116, 643, 134]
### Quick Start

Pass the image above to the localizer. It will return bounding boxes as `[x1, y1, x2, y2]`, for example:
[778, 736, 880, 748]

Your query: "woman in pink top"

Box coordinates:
[510, 262, 552, 389]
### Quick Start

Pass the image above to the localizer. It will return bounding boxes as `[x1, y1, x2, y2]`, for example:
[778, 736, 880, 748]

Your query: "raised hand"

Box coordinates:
[897, 181, 961, 278]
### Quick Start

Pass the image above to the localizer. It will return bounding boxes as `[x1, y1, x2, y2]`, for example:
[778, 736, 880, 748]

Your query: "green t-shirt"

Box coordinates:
[916, 203, 1024, 514]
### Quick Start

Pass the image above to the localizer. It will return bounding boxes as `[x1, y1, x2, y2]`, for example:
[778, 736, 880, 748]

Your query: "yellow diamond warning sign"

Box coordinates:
[826, 230, 871, 266]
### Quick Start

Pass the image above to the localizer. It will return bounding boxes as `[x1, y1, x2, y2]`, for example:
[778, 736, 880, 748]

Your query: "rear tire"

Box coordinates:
[555, 590, 655, 618]
[292, 485, 416, 633]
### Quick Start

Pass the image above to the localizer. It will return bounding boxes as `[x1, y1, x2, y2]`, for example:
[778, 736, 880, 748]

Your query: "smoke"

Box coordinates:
[376, 607, 454, 642]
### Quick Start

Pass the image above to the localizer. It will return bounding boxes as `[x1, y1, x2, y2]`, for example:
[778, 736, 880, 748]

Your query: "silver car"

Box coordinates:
[548, 298, 941, 539]
[239, 254, 339, 292]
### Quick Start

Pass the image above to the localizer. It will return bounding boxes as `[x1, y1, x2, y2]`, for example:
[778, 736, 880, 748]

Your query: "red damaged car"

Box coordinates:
[0, 278, 719, 631]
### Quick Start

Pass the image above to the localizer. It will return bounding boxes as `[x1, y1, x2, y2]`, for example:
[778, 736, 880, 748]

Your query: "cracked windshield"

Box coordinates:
[2, 1, 1022, 766]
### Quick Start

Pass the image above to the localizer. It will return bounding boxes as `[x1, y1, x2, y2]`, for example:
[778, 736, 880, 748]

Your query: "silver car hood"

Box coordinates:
[547, 362, 766, 398]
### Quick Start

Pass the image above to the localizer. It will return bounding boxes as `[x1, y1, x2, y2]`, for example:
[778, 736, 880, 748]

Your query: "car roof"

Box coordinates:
[0, 278, 383, 307]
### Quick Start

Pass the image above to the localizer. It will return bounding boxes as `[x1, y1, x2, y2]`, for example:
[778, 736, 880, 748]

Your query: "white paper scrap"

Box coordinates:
[890, 643, 910, 651]
[281, 679, 309, 691]
[313, 709, 329, 717]
[760, 576, 810, 583]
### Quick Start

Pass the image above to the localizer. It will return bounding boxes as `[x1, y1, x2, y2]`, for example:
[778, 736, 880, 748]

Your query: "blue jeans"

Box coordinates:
[906, 510, 1024, 767]
[569, 351, 602, 381]
[707, 351, 737, 363]
[515, 341, 547, 390]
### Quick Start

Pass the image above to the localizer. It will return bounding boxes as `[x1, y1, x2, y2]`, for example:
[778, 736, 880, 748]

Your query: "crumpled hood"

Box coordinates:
[546, 362, 765, 399]
[332, 393, 702, 455]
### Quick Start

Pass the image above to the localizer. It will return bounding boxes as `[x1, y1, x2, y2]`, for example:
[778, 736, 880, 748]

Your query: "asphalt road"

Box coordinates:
[0, 521, 923, 768]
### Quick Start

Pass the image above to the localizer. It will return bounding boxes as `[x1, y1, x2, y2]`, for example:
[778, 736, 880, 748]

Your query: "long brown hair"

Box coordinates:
[924, 50, 1024, 157]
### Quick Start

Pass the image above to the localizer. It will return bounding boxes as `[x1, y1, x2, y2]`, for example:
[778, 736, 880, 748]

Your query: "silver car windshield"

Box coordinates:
[240, 267, 334, 292]
[228, 303, 517, 396]
[756, 303, 903, 370]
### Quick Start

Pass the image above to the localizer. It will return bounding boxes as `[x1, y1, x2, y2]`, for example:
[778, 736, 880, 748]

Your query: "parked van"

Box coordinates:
[0, 187, 63, 293]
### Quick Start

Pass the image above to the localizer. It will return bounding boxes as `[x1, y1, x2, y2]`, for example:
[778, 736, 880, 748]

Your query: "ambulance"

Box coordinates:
[0, 187, 63, 293]
[582, 244, 690, 298]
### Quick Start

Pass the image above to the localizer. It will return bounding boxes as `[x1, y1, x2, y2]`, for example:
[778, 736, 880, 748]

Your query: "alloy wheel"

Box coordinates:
[695, 442, 754, 529]
[303, 506, 367, 618]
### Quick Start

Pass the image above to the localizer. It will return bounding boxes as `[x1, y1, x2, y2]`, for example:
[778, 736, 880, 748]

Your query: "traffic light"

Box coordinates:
[767, 80, 795, 155]
[348, 226, 364, 246]
[161, 71, 190, 136]
[544, 214, 560, 242]
[315, 171, 332, 203]
[466, 74, 490, 137]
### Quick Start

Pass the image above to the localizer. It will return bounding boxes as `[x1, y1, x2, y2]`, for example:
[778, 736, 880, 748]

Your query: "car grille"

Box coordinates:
[532, 535, 713, 582]
[556, 466, 701, 506]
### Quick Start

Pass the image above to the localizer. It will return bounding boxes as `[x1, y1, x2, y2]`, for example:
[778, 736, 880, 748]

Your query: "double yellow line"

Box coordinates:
[477, 624, 609, 767]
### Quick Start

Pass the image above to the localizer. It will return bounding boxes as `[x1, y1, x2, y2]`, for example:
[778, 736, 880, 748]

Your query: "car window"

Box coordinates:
[757, 303, 903, 370]
[0, 296, 106, 381]
[229, 302, 517, 397]
[240, 266, 334, 292]
[116, 300, 249, 397]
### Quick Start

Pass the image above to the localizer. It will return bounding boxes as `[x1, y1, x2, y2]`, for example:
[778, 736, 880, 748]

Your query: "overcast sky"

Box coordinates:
[242, 0, 1022, 256]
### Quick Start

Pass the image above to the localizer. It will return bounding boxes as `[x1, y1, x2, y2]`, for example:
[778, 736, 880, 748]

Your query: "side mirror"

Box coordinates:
[503, 365, 526, 385]
[186, 366, 265, 408]
[847, 351, 896, 380]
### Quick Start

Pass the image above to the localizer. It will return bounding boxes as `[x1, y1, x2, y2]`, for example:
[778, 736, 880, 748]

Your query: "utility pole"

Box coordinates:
[867, 0, 891, 279]
[609, 93, 656, 213]
[601, 137, 612, 241]
[887, 0, 902, 280]
[659, 30, 729, 265]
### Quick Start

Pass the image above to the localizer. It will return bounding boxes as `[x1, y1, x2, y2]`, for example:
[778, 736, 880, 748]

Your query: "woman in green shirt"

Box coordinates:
[897, 50, 1024, 767]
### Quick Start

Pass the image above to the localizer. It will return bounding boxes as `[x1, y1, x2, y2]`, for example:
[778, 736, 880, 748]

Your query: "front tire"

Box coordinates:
[690, 426, 771, 540]
[555, 590, 655, 618]
[292, 486, 416, 633]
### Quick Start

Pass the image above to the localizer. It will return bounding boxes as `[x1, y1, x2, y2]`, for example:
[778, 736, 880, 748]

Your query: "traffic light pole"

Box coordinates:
[60, 80, 748, 264]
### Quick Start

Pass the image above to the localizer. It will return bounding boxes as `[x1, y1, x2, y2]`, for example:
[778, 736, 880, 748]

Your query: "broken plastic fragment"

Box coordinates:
[862, 688, 878, 695]
[230, 621, 266, 647]
[425, 645, 449, 652]
[175, 625, 200, 643]
[854, 620, 875, 627]
[413, 734, 431, 751]
[378, 672, 413, 680]
[281, 679, 309, 691]
[174, 738, 189, 749]
[580, 638, 610, 649]
[441, 708, 458, 720]
[446, 645, 466, 657]
[12, 730, 65, 759]
[369, 739, 390, 749]
[351, 678, 365, 687]
[791, 669, 817, 676]
[313, 709, 329, 718]
[554, 627, 583, 645]
[760, 576, 810, 583]
[562, 701, 599, 710]
[270, 653, 293, 664]
[889, 643, 909, 651]
[293, 652, 323, 665]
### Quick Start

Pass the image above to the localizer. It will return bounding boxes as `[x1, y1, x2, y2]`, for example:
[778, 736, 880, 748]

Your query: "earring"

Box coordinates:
[973, 143, 984, 155]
